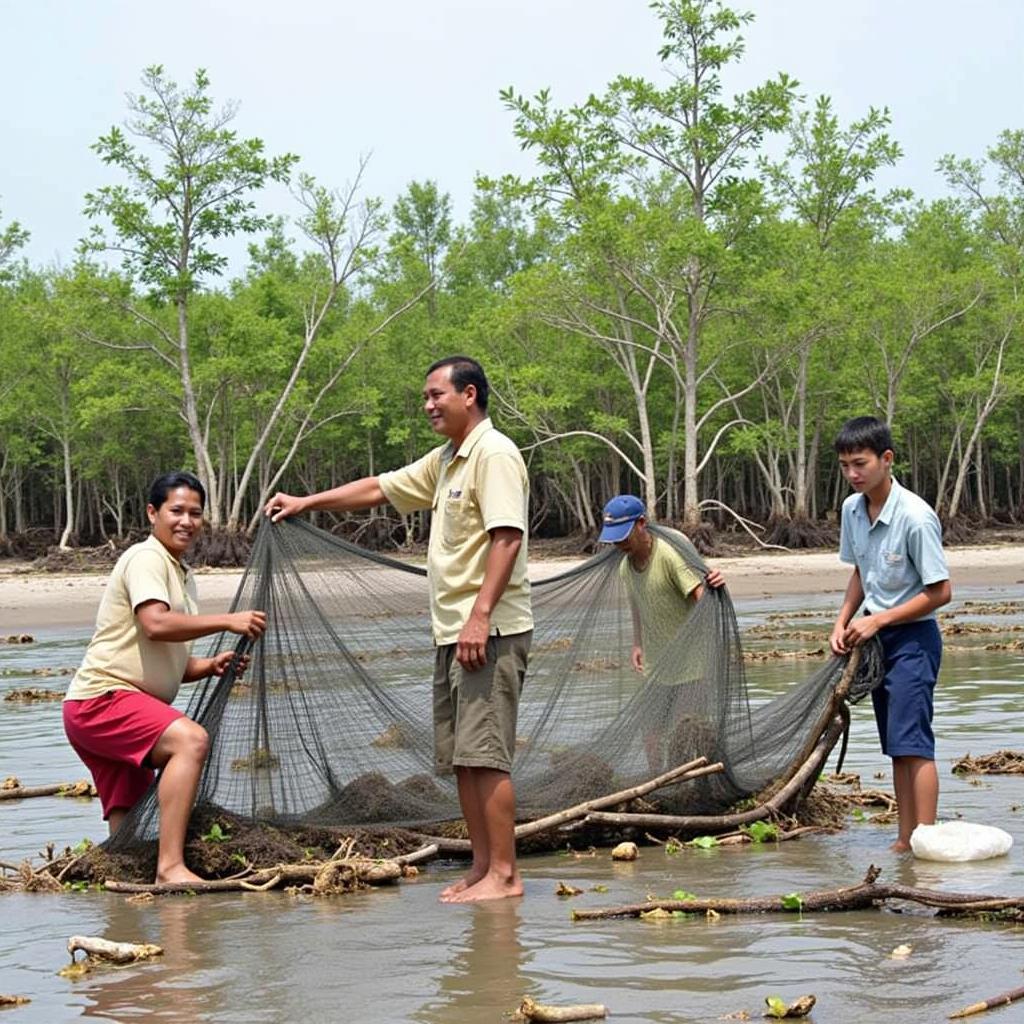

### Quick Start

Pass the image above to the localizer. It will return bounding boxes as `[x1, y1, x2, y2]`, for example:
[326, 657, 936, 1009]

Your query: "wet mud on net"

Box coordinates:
[102, 520, 883, 877]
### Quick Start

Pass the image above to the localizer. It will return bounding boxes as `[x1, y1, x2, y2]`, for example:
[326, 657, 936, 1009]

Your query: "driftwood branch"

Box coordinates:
[576, 710, 847, 834]
[0, 781, 96, 801]
[103, 856, 403, 896]
[413, 757, 725, 852]
[67, 935, 162, 964]
[571, 865, 1024, 921]
[394, 843, 439, 866]
[949, 984, 1024, 1018]
[516, 995, 608, 1021]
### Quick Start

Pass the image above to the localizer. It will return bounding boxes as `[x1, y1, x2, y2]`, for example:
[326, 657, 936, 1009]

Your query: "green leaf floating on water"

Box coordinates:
[689, 835, 718, 849]
[781, 892, 803, 911]
[764, 995, 788, 1018]
[672, 889, 697, 901]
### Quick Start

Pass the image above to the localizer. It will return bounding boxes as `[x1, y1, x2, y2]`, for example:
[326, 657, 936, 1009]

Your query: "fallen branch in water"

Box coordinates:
[573, 711, 846, 835]
[413, 756, 725, 852]
[0, 994, 30, 1007]
[393, 843, 438, 866]
[104, 855, 404, 896]
[67, 935, 163, 964]
[515, 995, 607, 1021]
[644, 825, 828, 849]
[571, 865, 1024, 921]
[0, 779, 96, 801]
[949, 983, 1024, 1018]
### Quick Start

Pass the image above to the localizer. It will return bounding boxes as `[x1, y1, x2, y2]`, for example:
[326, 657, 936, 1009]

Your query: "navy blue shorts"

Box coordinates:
[870, 618, 942, 759]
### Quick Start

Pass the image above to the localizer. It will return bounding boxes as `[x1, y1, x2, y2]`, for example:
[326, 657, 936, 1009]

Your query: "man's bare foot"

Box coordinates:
[155, 865, 205, 885]
[889, 839, 912, 853]
[440, 867, 486, 900]
[445, 871, 523, 903]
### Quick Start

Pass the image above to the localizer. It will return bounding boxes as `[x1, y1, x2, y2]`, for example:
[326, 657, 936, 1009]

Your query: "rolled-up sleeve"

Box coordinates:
[477, 452, 527, 533]
[908, 510, 949, 585]
[379, 447, 442, 515]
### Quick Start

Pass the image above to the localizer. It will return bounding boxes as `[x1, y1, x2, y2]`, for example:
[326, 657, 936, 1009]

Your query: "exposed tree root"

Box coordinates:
[763, 515, 837, 549]
[571, 865, 1024, 921]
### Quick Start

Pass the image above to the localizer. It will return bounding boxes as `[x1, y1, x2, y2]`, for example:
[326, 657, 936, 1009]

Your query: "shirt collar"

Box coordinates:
[452, 416, 493, 460]
[144, 533, 191, 578]
[875, 476, 902, 526]
[854, 476, 901, 527]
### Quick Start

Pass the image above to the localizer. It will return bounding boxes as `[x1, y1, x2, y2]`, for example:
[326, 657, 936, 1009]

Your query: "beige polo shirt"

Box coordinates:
[379, 417, 533, 645]
[65, 535, 199, 704]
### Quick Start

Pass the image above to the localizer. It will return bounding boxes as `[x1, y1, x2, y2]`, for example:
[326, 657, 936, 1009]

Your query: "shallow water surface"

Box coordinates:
[2, 589, 1023, 1023]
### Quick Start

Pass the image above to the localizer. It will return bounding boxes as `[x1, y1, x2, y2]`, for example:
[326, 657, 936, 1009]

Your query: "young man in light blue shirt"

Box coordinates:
[829, 417, 951, 852]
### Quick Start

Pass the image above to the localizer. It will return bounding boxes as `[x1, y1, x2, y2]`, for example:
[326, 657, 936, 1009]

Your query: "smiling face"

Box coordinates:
[838, 447, 893, 496]
[423, 365, 478, 442]
[147, 486, 205, 559]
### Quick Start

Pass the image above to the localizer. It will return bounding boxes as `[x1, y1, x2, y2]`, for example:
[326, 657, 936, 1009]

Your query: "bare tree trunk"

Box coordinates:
[177, 297, 220, 529]
[58, 436, 74, 550]
[682, 287, 700, 528]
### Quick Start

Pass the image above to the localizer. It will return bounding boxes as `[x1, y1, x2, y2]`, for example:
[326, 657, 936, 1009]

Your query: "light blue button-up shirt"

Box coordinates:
[839, 478, 949, 619]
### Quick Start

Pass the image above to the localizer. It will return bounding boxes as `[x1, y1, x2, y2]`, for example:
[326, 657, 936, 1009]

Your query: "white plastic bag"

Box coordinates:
[910, 821, 1013, 862]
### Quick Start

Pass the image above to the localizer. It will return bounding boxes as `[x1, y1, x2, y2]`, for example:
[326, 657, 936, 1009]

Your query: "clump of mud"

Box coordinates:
[4, 688, 64, 703]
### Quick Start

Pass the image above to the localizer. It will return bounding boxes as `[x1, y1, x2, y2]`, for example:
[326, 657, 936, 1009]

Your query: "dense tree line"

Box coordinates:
[1, 1, 1022, 558]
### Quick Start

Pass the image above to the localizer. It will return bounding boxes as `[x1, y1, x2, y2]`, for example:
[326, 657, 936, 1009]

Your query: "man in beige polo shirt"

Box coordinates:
[266, 355, 532, 902]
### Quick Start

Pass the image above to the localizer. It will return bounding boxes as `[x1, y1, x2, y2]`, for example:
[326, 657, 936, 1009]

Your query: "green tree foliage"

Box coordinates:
[1, 31, 1023, 553]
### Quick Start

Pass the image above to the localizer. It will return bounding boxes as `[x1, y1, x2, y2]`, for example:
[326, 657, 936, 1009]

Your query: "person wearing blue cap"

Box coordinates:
[598, 494, 724, 678]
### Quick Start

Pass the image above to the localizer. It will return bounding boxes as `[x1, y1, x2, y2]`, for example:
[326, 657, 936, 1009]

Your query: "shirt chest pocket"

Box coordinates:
[878, 548, 909, 588]
[439, 492, 476, 547]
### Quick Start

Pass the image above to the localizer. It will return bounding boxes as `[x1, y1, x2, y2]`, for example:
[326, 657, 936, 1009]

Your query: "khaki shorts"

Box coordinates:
[433, 630, 531, 774]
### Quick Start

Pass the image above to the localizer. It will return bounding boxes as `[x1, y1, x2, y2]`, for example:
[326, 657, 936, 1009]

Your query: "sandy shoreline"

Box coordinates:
[1, 543, 1022, 633]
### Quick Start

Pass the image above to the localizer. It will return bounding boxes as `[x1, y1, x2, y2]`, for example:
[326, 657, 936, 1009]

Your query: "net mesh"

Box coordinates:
[107, 519, 882, 849]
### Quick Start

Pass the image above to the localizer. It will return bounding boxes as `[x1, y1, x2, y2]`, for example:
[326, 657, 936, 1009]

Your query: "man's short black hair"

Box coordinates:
[834, 416, 894, 457]
[426, 355, 489, 412]
[148, 471, 207, 511]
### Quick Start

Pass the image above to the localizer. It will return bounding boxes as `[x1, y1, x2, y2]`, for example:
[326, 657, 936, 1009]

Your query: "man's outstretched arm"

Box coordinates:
[264, 477, 388, 522]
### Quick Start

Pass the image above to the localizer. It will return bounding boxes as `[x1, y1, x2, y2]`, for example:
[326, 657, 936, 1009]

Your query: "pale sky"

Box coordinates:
[3, 0, 1022, 273]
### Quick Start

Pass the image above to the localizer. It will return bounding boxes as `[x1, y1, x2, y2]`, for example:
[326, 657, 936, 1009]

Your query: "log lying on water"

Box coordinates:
[0, 779, 96, 801]
[571, 865, 1024, 921]
[515, 995, 607, 1021]
[949, 983, 1024, 1018]
[67, 935, 163, 964]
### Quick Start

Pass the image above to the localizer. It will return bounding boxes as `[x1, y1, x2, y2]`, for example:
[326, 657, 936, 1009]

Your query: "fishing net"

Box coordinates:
[107, 520, 882, 851]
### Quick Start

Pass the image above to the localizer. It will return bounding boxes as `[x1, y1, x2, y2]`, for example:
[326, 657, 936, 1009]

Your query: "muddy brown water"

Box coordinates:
[2, 588, 1024, 1023]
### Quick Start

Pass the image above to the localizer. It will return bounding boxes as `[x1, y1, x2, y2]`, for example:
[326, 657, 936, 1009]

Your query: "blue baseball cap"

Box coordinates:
[598, 494, 646, 543]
